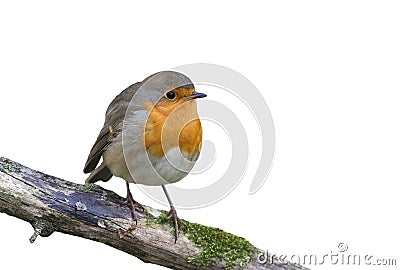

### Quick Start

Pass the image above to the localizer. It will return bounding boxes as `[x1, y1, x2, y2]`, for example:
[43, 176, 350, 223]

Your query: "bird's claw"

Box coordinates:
[166, 206, 186, 243]
[118, 226, 136, 239]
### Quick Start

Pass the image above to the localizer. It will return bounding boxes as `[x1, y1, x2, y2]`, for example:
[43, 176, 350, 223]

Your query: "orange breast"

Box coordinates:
[145, 99, 202, 158]
[178, 118, 202, 155]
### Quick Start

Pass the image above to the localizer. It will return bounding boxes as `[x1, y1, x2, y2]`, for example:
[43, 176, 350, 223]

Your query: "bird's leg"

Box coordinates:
[125, 181, 144, 222]
[118, 182, 143, 238]
[162, 185, 186, 243]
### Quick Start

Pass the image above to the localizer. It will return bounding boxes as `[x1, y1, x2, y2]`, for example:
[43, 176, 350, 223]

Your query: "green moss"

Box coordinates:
[183, 222, 255, 269]
[144, 209, 151, 226]
[153, 210, 168, 224]
[152, 213, 255, 269]
[144, 207, 157, 227]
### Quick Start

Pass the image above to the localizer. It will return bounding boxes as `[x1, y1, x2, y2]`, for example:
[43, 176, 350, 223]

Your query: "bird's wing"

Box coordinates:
[83, 124, 113, 173]
[83, 82, 142, 174]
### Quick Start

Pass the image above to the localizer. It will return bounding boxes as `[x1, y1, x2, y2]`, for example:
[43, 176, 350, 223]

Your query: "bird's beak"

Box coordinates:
[189, 91, 207, 99]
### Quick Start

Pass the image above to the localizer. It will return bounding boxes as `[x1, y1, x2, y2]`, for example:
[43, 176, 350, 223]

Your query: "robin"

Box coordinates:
[83, 71, 206, 242]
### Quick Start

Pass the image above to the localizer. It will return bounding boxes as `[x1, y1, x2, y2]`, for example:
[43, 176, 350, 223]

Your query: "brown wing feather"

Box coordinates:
[83, 124, 112, 173]
[83, 81, 143, 174]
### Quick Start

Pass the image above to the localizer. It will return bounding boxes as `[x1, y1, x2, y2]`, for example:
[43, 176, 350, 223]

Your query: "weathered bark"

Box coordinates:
[0, 157, 309, 270]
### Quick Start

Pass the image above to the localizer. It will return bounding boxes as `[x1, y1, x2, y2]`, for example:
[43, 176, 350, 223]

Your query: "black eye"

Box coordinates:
[165, 91, 176, 100]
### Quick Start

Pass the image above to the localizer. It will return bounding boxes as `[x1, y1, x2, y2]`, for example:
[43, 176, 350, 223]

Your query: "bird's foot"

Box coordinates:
[124, 196, 144, 224]
[166, 206, 186, 243]
[117, 188, 144, 239]
[118, 199, 143, 239]
[117, 226, 137, 239]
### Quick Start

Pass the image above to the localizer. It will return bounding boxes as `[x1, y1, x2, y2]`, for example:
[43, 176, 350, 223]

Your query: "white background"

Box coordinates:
[0, 1, 399, 269]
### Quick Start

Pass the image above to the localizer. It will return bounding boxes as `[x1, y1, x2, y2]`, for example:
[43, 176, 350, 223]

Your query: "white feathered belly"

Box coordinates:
[132, 147, 197, 185]
[104, 141, 198, 186]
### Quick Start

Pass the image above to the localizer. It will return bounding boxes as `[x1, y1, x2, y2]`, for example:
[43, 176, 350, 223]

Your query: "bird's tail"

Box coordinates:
[85, 162, 113, 186]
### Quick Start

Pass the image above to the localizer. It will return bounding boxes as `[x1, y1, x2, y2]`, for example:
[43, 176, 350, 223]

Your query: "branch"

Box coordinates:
[0, 157, 309, 270]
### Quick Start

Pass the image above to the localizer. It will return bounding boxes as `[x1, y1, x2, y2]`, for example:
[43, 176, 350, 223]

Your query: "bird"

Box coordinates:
[83, 71, 206, 242]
